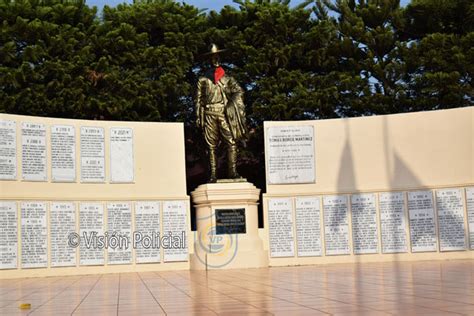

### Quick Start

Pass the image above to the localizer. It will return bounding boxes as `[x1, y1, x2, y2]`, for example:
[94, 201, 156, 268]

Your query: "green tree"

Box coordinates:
[1, 0, 472, 197]
[1, 0, 97, 118]
[402, 0, 474, 109]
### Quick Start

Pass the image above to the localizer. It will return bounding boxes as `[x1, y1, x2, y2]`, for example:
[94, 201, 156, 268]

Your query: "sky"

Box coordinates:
[86, 0, 411, 12]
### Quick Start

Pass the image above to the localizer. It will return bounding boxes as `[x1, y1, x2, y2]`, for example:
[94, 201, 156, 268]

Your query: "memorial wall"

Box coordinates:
[0, 114, 190, 279]
[262, 107, 473, 266]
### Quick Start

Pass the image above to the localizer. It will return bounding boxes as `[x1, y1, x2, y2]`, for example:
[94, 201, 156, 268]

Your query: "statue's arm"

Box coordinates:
[227, 76, 246, 115]
[227, 76, 244, 97]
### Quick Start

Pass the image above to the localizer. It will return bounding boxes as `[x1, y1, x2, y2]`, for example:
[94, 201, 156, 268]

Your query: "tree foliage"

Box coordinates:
[1, 0, 472, 192]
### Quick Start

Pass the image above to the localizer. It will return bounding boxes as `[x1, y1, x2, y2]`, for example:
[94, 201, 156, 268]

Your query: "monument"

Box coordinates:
[190, 44, 268, 270]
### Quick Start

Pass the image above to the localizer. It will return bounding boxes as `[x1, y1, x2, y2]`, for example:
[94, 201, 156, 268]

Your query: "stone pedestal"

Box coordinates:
[190, 182, 268, 270]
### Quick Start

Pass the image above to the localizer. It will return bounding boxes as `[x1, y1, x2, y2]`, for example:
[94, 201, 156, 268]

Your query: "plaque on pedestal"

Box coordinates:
[215, 209, 246, 235]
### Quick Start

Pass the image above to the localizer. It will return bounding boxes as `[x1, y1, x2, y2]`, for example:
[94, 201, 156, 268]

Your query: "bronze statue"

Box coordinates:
[195, 44, 248, 183]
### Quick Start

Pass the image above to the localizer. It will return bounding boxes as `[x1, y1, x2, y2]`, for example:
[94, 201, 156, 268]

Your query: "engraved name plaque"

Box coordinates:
[266, 126, 315, 184]
[0, 120, 16, 180]
[407, 191, 437, 252]
[436, 188, 466, 251]
[215, 209, 246, 235]
[268, 198, 295, 257]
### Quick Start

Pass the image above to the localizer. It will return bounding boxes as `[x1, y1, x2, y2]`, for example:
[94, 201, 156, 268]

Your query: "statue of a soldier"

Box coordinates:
[195, 44, 248, 183]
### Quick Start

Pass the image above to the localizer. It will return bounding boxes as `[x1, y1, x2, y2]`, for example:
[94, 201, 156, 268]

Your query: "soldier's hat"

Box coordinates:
[200, 43, 227, 59]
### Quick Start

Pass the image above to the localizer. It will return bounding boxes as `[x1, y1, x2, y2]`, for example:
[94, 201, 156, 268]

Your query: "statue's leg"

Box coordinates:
[227, 143, 241, 179]
[204, 113, 219, 183]
[208, 147, 217, 183]
[218, 116, 240, 179]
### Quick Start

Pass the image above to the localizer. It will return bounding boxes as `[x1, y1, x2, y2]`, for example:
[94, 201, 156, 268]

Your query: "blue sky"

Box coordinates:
[87, 0, 411, 11]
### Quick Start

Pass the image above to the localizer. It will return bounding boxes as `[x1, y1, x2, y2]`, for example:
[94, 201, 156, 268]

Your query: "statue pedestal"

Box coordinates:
[190, 182, 268, 270]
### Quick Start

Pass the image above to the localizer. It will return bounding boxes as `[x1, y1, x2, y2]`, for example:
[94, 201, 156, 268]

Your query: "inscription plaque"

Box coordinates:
[50, 202, 76, 267]
[436, 188, 466, 251]
[110, 127, 134, 183]
[22, 122, 47, 181]
[407, 191, 437, 252]
[379, 192, 408, 253]
[266, 126, 315, 184]
[467, 187, 474, 250]
[135, 201, 161, 264]
[351, 194, 378, 254]
[268, 198, 295, 257]
[80, 126, 105, 182]
[0, 120, 16, 180]
[215, 209, 246, 235]
[51, 125, 76, 182]
[21, 202, 48, 268]
[0, 201, 17, 269]
[323, 195, 350, 255]
[80, 203, 104, 265]
[163, 201, 188, 262]
[107, 202, 132, 264]
[295, 197, 322, 257]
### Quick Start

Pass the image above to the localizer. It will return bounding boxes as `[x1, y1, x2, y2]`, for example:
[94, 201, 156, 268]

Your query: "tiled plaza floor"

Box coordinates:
[0, 260, 473, 315]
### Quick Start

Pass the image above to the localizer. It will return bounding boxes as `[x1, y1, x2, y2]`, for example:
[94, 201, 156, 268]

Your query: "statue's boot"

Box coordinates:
[209, 148, 217, 183]
[227, 144, 241, 179]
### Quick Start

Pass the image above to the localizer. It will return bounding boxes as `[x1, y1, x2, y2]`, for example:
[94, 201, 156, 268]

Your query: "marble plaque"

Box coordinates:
[80, 203, 104, 265]
[0, 201, 17, 269]
[351, 194, 378, 254]
[51, 125, 76, 182]
[0, 120, 17, 180]
[323, 195, 350, 255]
[467, 187, 474, 250]
[295, 197, 322, 257]
[162, 201, 188, 262]
[268, 198, 295, 257]
[50, 202, 76, 267]
[436, 188, 466, 251]
[266, 126, 315, 184]
[21, 122, 47, 181]
[107, 203, 132, 264]
[80, 127, 105, 182]
[215, 209, 246, 235]
[407, 191, 437, 252]
[379, 192, 408, 253]
[135, 201, 161, 264]
[21, 202, 48, 268]
[110, 128, 134, 183]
